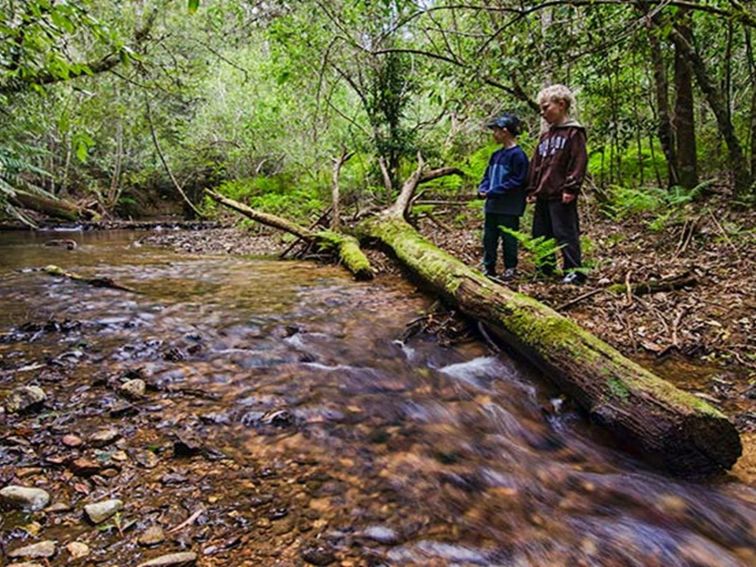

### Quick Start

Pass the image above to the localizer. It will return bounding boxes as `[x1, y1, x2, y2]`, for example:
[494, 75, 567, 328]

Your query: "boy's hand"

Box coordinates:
[562, 192, 576, 204]
[526, 195, 536, 204]
[477, 191, 487, 199]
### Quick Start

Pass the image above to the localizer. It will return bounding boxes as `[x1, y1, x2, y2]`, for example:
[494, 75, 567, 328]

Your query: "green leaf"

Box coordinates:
[188, 0, 200, 14]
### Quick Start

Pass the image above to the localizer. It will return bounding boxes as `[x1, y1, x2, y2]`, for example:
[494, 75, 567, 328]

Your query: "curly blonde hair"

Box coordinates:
[537, 84, 577, 116]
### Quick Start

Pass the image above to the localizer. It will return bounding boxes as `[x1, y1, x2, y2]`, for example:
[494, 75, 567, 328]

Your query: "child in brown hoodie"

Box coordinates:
[527, 84, 588, 284]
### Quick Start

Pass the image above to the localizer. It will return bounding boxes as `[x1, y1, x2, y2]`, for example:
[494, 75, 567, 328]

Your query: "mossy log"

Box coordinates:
[359, 215, 741, 474]
[205, 189, 373, 280]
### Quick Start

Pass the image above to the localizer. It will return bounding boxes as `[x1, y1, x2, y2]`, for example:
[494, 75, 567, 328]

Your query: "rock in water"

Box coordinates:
[137, 552, 197, 566]
[8, 541, 57, 559]
[300, 542, 336, 565]
[119, 379, 146, 399]
[90, 428, 121, 447]
[5, 386, 46, 413]
[0, 486, 51, 511]
[84, 499, 123, 524]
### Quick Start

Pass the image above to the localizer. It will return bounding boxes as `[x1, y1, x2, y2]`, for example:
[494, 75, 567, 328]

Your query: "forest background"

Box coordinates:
[1, 0, 754, 222]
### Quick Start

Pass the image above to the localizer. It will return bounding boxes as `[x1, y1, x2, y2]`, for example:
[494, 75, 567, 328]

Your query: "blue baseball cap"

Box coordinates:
[485, 113, 521, 135]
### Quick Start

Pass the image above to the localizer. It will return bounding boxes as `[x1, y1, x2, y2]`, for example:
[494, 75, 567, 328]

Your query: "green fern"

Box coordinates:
[499, 226, 564, 272]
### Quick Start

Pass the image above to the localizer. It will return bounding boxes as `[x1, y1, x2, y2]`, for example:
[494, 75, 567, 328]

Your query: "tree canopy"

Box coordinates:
[1, 0, 754, 222]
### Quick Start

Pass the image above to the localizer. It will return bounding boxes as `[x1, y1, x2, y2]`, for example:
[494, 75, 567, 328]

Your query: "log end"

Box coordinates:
[591, 404, 742, 475]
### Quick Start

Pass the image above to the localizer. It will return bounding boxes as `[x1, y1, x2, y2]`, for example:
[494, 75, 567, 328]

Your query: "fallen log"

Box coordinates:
[355, 157, 741, 475]
[10, 193, 98, 222]
[205, 189, 373, 280]
[43, 265, 139, 293]
[606, 272, 698, 296]
[360, 216, 741, 474]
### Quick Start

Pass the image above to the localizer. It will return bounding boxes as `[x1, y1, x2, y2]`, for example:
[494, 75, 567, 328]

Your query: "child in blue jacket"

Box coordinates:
[478, 114, 529, 281]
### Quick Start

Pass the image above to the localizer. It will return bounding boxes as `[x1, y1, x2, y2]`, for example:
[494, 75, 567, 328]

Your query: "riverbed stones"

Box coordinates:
[119, 378, 146, 399]
[84, 498, 123, 524]
[138, 525, 166, 547]
[70, 457, 102, 476]
[90, 427, 121, 447]
[300, 542, 336, 565]
[66, 541, 90, 559]
[62, 434, 83, 447]
[0, 486, 51, 511]
[8, 540, 57, 559]
[137, 551, 197, 566]
[5, 386, 46, 413]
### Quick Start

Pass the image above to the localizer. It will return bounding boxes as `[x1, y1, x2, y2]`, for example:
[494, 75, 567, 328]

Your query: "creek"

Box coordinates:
[0, 229, 753, 566]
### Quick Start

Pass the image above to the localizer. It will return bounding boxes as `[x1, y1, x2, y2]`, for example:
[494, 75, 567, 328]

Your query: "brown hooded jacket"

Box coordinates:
[527, 120, 587, 200]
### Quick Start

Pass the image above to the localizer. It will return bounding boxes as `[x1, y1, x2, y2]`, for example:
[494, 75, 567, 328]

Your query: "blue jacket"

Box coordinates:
[478, 145, 529, 215]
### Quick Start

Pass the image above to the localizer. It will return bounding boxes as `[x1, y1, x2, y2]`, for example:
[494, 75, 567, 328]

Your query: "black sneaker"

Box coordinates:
[502, 268, 517, 281]
[562, 271, 586, 285]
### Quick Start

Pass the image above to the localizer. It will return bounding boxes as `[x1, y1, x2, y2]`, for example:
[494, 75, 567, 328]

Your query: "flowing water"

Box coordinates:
[0, 230, 753, 566]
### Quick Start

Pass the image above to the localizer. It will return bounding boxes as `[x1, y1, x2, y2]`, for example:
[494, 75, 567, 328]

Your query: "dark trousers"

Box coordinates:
[532, 199, 582, 273]
[483, 213, 520, 274]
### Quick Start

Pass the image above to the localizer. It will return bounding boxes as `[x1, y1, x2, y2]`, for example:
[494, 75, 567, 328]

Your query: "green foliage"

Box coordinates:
[213, 175, 324, 221]
[601, 181, 712, 232]
[0, 146, 53, 225]
[499, 227, 564, 273]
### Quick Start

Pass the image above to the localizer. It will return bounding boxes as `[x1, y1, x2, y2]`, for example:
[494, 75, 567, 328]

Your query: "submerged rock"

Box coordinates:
[119, 378, 146, 399]
[90, 428, 121, 447]
[0, 486, 51, 511]
[360, 525, 400, 545]
[8, 540, 57, 559]
[84, 499, 123, 524]
[137, 551, 197, 566]
[5, 386, 46, 413]
[300, 542, 336, 565]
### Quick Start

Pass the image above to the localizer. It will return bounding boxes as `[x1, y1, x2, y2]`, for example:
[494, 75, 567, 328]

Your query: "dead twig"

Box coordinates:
[168, 507, 205, 534]
[557, 288, 605, 311]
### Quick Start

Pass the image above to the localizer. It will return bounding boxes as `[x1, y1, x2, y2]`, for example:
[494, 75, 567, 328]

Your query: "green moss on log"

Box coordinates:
[316, 230, 373, 281]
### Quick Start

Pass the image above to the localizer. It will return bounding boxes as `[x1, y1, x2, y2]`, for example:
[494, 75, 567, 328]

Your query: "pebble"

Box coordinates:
[84, 499, 123, 524]
[300, 542, 336, 565]
[90, 428, 121, 447]
[66, 541, 90, 559]
[62, 435, 83, 447]
[5, 386, 46, 413]
[0, 486, 51, 511]
[138, 525, 166, 547]
[137, 551, 198, 566]
[119, 378, 146, 399]
[8, 541, 57, 559]
[70, 458, 101, 476]
[360, 525, 400, 544]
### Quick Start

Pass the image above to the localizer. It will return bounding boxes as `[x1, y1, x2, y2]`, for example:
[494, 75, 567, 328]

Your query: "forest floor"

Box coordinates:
[143, 192, 755, 442]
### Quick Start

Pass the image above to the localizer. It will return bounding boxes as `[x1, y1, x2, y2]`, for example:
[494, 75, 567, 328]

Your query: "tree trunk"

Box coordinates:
[331, 150, 354, 231]
[667, 24, 751, 194]
[647, 22, 678, 187]
[746, 26, 756, 180]
[355, 163, 741, 475]
[205, 189, 373, 281]
[673, 9, 698, 189]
